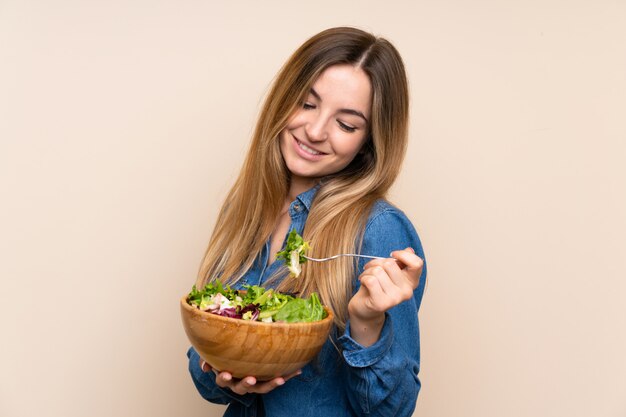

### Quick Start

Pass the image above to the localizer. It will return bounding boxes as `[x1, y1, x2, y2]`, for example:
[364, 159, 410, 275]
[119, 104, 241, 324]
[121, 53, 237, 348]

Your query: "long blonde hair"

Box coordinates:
[196, 27, 409, 330]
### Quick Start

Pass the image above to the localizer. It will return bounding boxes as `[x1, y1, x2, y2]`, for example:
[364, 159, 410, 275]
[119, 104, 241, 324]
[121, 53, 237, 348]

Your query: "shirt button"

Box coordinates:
[294, 204, 301, 211]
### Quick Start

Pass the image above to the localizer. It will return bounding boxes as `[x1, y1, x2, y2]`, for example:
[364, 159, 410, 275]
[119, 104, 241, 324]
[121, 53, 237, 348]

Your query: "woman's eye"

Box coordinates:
[302, 102, 315, 110]
[338, 121, 357, 133]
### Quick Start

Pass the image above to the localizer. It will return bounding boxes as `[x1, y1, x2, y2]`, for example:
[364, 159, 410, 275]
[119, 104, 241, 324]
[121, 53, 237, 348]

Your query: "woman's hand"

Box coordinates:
[348, 247, 423, 347]
[199, 360, 301, 395]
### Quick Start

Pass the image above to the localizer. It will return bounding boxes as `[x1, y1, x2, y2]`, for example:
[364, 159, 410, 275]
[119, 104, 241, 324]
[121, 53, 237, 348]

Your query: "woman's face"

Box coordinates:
[279, 64, 372, 185]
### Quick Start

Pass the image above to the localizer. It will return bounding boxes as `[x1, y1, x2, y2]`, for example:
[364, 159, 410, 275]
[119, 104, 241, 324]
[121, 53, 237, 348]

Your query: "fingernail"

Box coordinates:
[276, 379, 285, 386]
[223, 374, 232, 381]
[201, 361, 209, 372]
[246, 377, 255, 385]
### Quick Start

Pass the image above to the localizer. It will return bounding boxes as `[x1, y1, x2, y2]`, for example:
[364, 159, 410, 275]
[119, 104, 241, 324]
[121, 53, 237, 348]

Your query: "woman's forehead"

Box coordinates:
[309, 65, 372, 117]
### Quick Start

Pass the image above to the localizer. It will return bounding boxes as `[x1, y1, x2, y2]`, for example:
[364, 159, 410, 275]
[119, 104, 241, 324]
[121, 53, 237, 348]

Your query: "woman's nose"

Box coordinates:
[305, 115, 328, 142]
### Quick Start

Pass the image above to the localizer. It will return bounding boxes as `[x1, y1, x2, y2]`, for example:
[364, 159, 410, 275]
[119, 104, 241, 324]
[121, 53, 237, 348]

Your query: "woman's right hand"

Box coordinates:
[200, 360, 301, 395]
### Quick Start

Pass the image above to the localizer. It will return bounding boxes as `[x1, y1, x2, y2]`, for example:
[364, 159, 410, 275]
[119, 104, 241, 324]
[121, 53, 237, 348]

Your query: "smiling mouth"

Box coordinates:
[296, 138, 326, 156]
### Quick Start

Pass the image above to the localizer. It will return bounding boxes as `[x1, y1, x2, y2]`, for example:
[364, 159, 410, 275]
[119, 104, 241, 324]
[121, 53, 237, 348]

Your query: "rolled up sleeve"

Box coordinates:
[338, 205, 427, 417]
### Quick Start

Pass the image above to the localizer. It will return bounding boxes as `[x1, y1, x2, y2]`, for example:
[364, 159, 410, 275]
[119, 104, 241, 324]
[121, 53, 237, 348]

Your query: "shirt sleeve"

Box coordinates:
[336, 205, 427, 417]
[187, 346, 257, 408]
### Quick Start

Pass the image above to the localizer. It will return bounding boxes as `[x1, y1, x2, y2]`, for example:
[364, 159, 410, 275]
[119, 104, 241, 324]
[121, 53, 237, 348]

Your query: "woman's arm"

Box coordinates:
[348, 248, 423, 347]
[338, 205, 427, 417]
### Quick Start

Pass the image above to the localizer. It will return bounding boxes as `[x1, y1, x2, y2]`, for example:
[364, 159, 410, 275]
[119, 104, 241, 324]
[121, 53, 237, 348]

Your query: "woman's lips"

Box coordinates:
[298, 140, 323, 155]
[293, 136, 326, 160]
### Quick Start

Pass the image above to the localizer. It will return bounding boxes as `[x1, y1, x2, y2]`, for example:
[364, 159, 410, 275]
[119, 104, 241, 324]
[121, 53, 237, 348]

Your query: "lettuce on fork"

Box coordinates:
[276, 229, 310, 278]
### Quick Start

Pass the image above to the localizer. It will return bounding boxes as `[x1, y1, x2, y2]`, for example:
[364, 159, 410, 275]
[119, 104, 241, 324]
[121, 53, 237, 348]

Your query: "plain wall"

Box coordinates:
[1, 1, 625, 416]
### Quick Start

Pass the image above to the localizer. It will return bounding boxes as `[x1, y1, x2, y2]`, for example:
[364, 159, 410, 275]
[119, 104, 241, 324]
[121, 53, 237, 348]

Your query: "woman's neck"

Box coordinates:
[287, 175, 319, 201]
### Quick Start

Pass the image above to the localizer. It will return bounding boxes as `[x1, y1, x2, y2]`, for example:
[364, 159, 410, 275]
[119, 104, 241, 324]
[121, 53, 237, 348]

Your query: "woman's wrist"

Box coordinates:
[347, 309, 385, 347]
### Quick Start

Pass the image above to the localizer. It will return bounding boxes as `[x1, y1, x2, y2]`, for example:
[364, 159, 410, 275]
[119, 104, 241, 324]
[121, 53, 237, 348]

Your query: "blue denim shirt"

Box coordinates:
[187, 186, 427, 417]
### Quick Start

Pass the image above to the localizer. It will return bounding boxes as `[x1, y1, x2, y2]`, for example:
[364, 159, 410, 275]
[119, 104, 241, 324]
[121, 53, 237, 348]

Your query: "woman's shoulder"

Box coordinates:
[362, 199, 422, 256]
[366, 199, 414, 229]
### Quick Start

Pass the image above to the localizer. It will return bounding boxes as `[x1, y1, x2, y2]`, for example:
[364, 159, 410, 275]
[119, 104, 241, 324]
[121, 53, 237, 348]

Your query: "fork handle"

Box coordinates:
[345, 254, 385, 260]
[304, 254, 386, 262]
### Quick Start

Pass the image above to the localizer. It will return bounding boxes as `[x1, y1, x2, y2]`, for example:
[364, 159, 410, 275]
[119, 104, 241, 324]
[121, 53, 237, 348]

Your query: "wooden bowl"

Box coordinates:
[180, 295, 334, 381]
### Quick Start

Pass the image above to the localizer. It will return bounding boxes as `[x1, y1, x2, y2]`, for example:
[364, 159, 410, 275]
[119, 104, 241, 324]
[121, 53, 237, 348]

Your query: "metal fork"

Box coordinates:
[303, 254, 385, 262]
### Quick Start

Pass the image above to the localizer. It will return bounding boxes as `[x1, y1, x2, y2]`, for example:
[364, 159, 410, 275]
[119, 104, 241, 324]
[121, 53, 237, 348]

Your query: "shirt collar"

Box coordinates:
[294, 183, 321, 212]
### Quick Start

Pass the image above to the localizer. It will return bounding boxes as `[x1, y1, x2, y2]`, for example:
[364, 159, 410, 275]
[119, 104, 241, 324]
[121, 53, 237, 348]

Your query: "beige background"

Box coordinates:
[1, 1, 625, 416]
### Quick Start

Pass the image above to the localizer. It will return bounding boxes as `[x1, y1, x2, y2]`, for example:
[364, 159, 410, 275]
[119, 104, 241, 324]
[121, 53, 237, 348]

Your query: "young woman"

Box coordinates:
[187, 27, 427, 417]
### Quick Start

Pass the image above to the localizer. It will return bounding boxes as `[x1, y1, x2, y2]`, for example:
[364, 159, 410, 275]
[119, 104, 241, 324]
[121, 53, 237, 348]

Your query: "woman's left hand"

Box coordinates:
[347, 247, 423, 346]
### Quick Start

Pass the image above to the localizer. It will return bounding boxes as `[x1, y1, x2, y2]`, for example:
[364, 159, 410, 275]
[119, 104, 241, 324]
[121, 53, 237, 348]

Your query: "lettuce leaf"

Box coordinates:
[273, 293, 326, 323]
[186, 279, 326, 323]
[275, 229, 310, 278]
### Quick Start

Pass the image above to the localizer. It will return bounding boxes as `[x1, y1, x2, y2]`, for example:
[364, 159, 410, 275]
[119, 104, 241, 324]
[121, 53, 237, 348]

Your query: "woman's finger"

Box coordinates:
[200, 360, 211, 372]
[390, 248, 423, 287]
[378, 258, 415, 298]
[391, 248, 423, 273]
[365, 255, 413, 297]
[225, 376, 256, 395]
[216, 370, 301, 395]
[255, 368, 302, 393]
[214, 371, 234, 387]
[366, 265, 410, 310]
[239, 376, 257, 391]
[251, 376, 288, 394]
[359, 272, 386, 309]
[367, 264, 398, 296]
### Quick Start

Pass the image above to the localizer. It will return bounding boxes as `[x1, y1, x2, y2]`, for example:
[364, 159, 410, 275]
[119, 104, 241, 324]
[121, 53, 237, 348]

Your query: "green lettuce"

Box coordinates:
[186, 279, 327, 323]
[273, 292, 326, 323]
[275, 229, 310, 278]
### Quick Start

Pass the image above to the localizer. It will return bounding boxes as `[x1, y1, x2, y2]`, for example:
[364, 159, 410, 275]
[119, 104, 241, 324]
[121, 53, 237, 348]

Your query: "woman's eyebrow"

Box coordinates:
[310, 88, 322, 101]
[310, 88, 369, 124]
